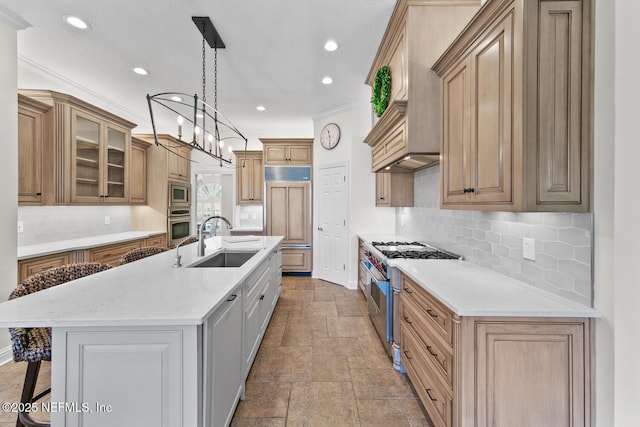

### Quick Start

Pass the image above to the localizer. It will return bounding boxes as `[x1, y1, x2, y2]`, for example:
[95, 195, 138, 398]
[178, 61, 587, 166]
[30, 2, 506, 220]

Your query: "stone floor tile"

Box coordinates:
[351, 368, 416, 398]
[302, 301, 338, 317]
[231, 417, 287, 427]
[311, 354, 351, 382]
[287, 382, 359, 427]
[233, 382, 291, 418]
[327, 316, 372, 338]
[249, 346, 312, 383]
[312, 337, 362, 357]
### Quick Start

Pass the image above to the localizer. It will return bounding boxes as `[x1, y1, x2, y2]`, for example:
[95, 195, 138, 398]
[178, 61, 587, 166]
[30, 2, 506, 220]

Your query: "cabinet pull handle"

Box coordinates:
[426, 389, 437, 402]
[403, 316, 412, 325]
[426, 346, 438, 357]
[403, 287, 413, 294]
[403, 350, 412, 360]
[426, 309, 438, 318]
[36, 192, 42, 196]
[227, 294, 237, 302]
[463, 187, 476, 194]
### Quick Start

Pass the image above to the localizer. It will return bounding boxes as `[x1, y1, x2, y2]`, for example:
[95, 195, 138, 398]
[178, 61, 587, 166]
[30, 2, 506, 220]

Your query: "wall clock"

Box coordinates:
[320, 122, 341, 150]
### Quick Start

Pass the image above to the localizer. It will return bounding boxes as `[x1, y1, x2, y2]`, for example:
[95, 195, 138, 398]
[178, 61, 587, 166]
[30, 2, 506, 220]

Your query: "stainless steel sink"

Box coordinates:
[188, 251, 258, 268]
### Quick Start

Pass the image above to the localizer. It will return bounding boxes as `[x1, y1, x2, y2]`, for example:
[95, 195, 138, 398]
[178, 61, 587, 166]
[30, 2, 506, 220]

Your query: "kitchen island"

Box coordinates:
[0, 236, 283, 427]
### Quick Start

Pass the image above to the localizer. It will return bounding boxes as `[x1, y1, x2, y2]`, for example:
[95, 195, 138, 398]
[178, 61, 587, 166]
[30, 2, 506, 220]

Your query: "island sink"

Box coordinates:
[188, 250, 259, 268]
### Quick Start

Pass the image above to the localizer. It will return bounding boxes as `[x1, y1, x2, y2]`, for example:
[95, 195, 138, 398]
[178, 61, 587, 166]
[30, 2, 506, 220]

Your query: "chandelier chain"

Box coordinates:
[201, 25, 206, 103]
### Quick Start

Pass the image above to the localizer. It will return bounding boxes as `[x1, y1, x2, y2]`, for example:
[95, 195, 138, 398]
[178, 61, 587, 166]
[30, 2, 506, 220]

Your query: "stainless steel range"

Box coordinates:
[362, 240, 461, 372]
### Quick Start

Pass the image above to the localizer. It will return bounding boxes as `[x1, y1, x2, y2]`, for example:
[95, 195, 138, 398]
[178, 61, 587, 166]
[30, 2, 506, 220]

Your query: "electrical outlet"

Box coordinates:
[17, 221, 24, 233]
[104, 216, 111, 225]
[523, 238, 536, 261]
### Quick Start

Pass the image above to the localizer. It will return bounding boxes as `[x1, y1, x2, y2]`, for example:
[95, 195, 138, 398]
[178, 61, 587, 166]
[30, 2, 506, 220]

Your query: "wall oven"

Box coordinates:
[169, 181, 190, 206]
[168, 206, 191, 247]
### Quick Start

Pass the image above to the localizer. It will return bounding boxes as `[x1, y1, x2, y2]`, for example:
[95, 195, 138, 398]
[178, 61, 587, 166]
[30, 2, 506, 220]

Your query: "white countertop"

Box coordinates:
[1, 236, 283, 328]
[18, 231, 166, 260]
[231, 226, 264, 232]
[358, 234, 599, 318]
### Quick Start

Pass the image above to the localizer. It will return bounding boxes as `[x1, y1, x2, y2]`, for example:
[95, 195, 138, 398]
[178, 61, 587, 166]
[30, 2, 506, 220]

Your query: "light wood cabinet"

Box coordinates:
[363, 1, 480, 172]
[260, 138, 313, 165]
[18, 95, 49, 205]
[375, 172, 414, 207]
[266, 182, 311, 246]
[19, 90, 136, 205]
[17, 251, 73, 284]
[86, 240, 144, 267]
[144, 234, 167, 248]
[400, 273, 593, 427]
[281, 248, 311, 273]
[234, 150, 263, 205]
[433, 0, 593, 212]
[167, 145, 191, 182]
[358, 239, 368, 296]
[130, 137, 150, 205]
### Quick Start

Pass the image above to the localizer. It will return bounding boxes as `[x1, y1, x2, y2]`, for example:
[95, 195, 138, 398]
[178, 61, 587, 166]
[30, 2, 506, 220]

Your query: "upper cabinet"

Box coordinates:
[167, 145, 191, 182]
[234, 150, 263, 205]
[130, 136, 151, 205]
[18, 90, 137, 205]
[260, 138, 313, 166]
[18, 94, 49, 205]
[363, 0, 481, 173]
[433, 0, 593, 212]
[376, 172, 414, 207]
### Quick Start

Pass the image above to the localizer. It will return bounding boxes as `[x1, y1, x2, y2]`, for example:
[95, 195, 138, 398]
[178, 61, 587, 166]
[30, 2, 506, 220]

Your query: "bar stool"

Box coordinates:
[8, 262, 112, 427]
[117, 246, 167, 265]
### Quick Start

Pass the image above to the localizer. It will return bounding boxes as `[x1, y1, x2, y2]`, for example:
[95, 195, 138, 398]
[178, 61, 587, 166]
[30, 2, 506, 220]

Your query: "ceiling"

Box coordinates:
[2, 0, 395, 148]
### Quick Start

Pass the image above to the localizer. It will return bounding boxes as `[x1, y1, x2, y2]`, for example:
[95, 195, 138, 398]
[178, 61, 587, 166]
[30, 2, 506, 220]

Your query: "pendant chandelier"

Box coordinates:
[146, 17, 247, 166]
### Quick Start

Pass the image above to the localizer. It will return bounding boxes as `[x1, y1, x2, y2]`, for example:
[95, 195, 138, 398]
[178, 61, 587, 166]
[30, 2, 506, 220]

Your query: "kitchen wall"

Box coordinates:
[396, 166, 592, 306]
[0, 12, 21, 360]
[18, 206, 132, 246]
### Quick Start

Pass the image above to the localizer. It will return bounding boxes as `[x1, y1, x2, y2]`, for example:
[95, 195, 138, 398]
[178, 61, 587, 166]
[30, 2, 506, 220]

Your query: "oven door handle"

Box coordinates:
[361, 260, 386, 283]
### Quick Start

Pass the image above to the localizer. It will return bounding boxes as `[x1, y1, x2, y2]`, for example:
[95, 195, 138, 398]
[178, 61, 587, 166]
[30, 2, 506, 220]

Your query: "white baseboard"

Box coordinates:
[346, 280, 358, 290]
[0, 345, 13, 365]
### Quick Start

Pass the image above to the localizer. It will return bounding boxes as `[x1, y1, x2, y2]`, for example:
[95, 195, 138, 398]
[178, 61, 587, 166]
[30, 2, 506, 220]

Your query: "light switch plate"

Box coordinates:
[523, 238, 536, 261]
[104, 216, 111, 225]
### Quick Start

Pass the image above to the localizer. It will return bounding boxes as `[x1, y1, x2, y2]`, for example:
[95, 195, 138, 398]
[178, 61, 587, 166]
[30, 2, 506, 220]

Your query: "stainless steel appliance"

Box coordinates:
[168, 206, 191, 247]
[169, 181, 190, 206]
[362, 241, 461, 372]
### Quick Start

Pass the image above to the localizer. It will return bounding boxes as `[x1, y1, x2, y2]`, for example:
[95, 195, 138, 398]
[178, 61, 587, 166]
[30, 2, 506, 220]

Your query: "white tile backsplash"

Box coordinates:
[18, 206, 132, 246]
[396, 166, 593, 306]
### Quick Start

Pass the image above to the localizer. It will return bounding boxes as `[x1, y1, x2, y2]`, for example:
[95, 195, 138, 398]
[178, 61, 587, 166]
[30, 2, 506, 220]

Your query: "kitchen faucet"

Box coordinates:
[198, 216, 233, 256]
[173, 235, 196, 268]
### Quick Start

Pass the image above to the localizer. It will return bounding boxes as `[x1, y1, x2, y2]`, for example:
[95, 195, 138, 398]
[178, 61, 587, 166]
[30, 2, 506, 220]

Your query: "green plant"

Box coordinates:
[371, 65, 392, 117]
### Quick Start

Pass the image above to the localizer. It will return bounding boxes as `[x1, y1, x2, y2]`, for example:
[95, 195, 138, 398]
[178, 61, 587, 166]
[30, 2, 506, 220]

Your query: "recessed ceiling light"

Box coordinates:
[256, 105, 266, 111]
[322, 76, 333, 85]
[63, 15, 89, 30]
[171, 96, 183, 102]
[133, 67, 148, 76]
[324, 40, 339, 52]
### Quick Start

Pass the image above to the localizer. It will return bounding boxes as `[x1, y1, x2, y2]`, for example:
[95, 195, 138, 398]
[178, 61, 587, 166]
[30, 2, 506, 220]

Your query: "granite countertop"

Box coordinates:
[358, 234, 599, 318]
[1, 236, 283, 328]
[17, 231, 166, 260]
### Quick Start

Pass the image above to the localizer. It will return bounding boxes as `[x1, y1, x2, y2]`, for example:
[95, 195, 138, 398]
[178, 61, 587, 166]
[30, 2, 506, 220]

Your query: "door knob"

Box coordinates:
[317, 227, 323, 231]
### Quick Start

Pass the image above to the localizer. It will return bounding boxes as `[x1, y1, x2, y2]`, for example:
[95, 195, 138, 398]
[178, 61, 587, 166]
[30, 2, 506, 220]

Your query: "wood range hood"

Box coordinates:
[363, 0, 481, 173]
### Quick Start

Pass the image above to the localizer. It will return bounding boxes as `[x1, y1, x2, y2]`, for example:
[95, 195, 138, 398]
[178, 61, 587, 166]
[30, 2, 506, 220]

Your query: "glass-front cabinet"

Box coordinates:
[71, 109, 130, 203]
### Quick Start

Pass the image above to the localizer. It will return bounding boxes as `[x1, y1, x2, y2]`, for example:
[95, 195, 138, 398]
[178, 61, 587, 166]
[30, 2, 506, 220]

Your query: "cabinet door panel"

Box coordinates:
[264, 145, 288, 164]
[442, 60, 471, 204]
[475, 321, 586, 427]
[472, 12, 513, 204]
[266, 185, 287, 237]
[251, 157, 264, 202]
[72, 111, 102, 202]
[537, 1, 584, 205]
[375, 173, 390, 206]
[285, 184, 310, 245]
[18, 108, 43, 204]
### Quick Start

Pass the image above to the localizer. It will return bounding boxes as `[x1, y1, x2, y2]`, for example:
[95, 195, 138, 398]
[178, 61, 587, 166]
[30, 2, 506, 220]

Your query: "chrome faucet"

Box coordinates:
[173, 235, 196, 268]
[198, 216, 233, 256]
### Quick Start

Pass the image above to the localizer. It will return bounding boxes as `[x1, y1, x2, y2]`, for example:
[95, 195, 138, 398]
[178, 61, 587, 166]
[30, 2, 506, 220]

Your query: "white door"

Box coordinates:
[316, 163, 348, 286]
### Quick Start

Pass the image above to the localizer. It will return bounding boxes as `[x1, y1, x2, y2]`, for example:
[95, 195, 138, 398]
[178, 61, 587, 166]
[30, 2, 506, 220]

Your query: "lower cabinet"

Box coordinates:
[86, 240, 144, 267]
[17, 251, 73, 283]
[204, 289, 243, 427]
[400, 274, 593, 427]
[282, 248, 311, 272]
[145, 233, 167, 248]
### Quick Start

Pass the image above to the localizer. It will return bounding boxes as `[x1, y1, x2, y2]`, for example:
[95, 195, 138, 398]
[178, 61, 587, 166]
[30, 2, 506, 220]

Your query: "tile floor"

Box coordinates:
[0, 276, 433, 427]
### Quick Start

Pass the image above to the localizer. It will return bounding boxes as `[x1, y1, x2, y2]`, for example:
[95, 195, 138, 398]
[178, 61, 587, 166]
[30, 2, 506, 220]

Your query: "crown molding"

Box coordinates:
[0, 5, 31, 30]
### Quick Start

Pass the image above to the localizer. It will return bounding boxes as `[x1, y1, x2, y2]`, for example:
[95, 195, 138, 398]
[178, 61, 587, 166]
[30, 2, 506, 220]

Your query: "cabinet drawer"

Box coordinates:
[401, 327, 453, 427]
[145, 234, 167, 248]
[282, 248, 311, 272]
[87, 240, 143, 267]
[18, 251, 73, 283]
[401, 275, 455, 347]
[400, 298, 454, 387]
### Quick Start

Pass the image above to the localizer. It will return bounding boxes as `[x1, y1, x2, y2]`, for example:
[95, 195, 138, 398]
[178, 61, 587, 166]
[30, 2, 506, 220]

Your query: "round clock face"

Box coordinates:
[320, 123, 341, 150]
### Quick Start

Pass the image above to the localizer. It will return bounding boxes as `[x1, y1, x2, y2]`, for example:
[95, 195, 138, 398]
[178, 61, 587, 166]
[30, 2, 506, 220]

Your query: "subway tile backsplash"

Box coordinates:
[396, 166, 593, 306]
[18, 206, 132, 246]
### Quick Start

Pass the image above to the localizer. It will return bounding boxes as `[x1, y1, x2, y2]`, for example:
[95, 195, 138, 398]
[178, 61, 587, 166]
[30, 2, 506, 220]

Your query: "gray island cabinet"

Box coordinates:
[0, 236, 283, 427]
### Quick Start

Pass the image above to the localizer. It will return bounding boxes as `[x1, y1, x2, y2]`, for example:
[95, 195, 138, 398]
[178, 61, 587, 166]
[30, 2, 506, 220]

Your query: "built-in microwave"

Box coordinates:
[169, 181, 190, 206]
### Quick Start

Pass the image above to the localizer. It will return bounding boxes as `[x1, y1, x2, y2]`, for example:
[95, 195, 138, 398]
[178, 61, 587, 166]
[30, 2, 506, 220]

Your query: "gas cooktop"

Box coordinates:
[371, 241, 462, 260]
